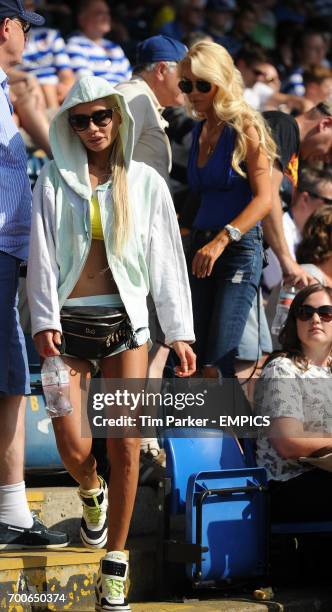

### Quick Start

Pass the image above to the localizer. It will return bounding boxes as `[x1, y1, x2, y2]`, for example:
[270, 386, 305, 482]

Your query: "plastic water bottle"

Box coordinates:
[271, 285, 297, 336]
[41, 356, 72, 418]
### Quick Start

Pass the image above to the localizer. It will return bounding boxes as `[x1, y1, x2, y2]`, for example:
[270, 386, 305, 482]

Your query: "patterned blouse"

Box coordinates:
[254, 356, 332, 482]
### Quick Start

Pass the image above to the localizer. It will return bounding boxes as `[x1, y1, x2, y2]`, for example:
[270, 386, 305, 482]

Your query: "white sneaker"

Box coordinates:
[78, 475, 108, 549]
[95, 550, 131, 611]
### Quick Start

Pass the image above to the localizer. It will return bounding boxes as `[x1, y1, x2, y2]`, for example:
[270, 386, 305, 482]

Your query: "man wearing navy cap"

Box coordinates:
[116, 35, 187, 476]
[0, 0, 68, 548]
[116, 35, 187, 185]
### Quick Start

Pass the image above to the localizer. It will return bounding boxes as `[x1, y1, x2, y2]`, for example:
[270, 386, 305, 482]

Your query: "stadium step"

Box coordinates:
[0, 541, 158, 611]
[1, 490, 332, 610]
[26, 486, 160, 543]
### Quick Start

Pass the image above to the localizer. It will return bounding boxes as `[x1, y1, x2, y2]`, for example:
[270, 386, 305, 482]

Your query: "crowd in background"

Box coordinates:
[10, 0, 332, 161]
[12, 0, 332, 363]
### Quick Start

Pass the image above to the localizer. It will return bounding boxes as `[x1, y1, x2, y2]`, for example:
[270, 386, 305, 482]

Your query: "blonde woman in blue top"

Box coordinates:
[178, 41, 277, 379]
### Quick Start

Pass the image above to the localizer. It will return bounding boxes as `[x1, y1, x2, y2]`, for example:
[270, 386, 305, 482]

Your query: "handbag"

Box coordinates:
[60, 306, 138, 359]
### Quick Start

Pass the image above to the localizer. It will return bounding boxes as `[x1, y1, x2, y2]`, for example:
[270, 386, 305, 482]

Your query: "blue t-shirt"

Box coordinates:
[188, 122, 253, 230]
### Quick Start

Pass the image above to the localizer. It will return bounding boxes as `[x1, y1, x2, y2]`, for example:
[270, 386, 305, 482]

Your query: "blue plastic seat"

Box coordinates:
[164, 428, 247, 514]
[186, 468, 267, 583]
[164, 429, 268, 584]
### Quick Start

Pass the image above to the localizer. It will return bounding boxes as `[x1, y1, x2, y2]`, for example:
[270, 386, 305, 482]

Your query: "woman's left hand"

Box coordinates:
[192, 236, 228, 278]
[170, 341, 196, 377]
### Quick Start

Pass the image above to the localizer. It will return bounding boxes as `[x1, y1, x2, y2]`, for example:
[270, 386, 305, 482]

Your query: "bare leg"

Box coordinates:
[17, 104, 51, 157]
[51, 357, 99, 491]
[0, 396, 25, 485]
[41, 84, 59, 111]
[147, 343, 169, 378]
[101, 344, 148, 551]
[13, 86, 51, 157]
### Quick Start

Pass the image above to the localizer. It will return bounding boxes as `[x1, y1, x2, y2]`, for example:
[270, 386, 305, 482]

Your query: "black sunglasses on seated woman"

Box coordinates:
[69, 108, 118, 131]
[296, 305, 332, 322]
[178, 79, 212, 94]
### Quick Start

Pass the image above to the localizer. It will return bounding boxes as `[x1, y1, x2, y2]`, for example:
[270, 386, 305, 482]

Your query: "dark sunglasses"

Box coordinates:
[178, 79, 212, 94]
[307, 191, 332, 206]
[296, 305, 332, 322]
[68, 108, 117, 131]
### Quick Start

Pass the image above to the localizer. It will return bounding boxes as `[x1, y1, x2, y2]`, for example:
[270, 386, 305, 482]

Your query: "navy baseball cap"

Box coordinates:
[136, 35, 187, 65]
[207, 0, 237, 10]
[0, 0, 45, 25]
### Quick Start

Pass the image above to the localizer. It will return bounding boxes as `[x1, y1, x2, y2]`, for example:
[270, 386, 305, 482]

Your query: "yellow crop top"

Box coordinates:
[90, 194, 104, 240]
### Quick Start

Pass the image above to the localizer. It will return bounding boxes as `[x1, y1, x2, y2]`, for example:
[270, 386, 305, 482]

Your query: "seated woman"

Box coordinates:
[255, 283, 332, 523]
[27, 75, 195, 612]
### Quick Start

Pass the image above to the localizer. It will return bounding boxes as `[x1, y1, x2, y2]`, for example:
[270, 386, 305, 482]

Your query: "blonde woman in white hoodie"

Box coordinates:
[27, 76, 195, 612]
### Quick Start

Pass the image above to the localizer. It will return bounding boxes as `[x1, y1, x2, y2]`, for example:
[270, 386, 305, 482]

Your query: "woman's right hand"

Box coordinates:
[34, 330, 62, 358]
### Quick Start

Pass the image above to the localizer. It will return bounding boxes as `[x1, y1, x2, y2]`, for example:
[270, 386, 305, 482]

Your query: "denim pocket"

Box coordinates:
[218, 239, 262, 285]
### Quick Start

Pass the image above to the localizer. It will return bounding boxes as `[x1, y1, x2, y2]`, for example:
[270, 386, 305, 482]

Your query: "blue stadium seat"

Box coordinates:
[163, 429, 268, 585]
[164, 428, 247, 513]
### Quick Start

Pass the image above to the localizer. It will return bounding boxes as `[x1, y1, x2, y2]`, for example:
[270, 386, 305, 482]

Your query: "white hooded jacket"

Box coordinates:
[27, 76, 194, 346]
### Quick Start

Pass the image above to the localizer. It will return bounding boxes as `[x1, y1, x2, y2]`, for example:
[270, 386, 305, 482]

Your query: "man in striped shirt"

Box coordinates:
[66, 0, 131, 86]
[19, 0, 74, 108]
[0, 0, 68, 549]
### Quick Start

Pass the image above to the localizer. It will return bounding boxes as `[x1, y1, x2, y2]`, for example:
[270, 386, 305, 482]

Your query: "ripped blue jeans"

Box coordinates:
[189, 225, 263, 378]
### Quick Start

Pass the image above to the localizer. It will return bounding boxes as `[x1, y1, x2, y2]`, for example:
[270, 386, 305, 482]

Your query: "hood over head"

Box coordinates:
[49, 76, 135, 200]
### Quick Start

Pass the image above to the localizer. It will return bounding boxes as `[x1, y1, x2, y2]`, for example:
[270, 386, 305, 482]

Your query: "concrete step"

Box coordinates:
[0, 539, 157, 611]
[2, 545, 332, 612]
[27, 485, 160, 544]
[1, 491, 328, 611]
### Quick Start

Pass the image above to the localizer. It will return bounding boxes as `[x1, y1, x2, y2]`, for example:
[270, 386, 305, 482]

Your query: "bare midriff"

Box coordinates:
[68, 239, 119, 298]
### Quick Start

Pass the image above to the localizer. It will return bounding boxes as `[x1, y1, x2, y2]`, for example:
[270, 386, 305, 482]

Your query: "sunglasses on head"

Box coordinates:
[178, 79, 212, 94]
[68, 108, 117, 132]
[295, 305, 332, 322]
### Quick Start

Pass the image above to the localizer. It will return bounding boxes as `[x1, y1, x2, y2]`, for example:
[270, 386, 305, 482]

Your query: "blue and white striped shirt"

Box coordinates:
[66, 34, 131, 85]
[20, 28, 71, 84]
[0, 68, 31, 260]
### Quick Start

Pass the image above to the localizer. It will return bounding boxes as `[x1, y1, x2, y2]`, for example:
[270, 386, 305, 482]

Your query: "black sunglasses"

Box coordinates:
[178, 79, 212, 94]
[68, 108, 117, 131]
[307, 191, 332, 206]
[296, 305, 332, 322]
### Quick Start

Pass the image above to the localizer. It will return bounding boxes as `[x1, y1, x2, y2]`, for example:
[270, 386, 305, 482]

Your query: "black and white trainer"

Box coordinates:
[0, 514, 69, 549]
[79, 475, 108, 549]
[95, 551, 131, 611]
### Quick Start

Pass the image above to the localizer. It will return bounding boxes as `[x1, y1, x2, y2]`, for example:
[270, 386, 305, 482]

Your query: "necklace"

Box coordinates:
[204, 121, 224, 157]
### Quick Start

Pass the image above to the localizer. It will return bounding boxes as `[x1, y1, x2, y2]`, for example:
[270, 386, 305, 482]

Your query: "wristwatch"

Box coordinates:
[224, 224, 242, 242]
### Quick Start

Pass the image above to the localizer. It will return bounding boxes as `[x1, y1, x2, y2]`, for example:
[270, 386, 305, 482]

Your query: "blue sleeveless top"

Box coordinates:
[188, 121, 253, 230]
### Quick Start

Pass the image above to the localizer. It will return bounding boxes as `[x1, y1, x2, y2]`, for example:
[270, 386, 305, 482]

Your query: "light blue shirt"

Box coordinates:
[0, 67, 31, 260]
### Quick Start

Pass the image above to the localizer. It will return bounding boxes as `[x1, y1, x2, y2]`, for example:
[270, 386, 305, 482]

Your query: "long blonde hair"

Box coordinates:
[108, 128, 130, 256]
[178, 41, 278, 176]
